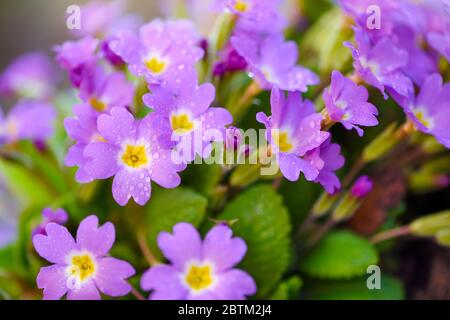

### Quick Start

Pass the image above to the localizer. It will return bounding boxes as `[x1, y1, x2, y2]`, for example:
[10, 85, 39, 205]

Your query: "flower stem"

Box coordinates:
[137, 231, 160, 267]
[305, 218, 337, 248]
[370, 225, 411, 244]
[131, 286, 145, 301]
[342, 156, 365, 188]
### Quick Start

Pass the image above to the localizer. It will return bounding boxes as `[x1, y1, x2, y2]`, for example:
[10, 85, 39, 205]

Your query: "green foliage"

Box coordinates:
[300, 230, 379, 279]
[218, 185, 292, 297]
[0, 158, 53, 207]
[269, 276, 303, 300]
[145, 187, 208, 258]
[304, 275, 405, 300]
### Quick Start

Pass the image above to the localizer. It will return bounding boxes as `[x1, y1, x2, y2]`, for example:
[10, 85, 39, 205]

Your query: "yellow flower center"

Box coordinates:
[6, 120, 18, 137]
[185, 264, 214, 291]
[89, 98, 107, 112]
[234, 0, 249, 12]
[145, 57, 167, 74]
[171, 113, 195, 134]
[414, 110, 431, 128]
[121, 144, 149, 168]
[272, 130, 293, 153]
[68, 254, 95, 281]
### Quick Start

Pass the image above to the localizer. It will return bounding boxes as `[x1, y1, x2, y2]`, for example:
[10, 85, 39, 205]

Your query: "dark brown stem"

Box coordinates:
[306, 218, 337, 248]
[342, 157, 365, 188]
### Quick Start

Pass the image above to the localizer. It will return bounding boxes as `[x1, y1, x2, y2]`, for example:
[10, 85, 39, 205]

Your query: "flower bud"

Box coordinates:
[409, 211, 450, 236]
[312, 192, 340, 217]
[350, 175, 373, 199]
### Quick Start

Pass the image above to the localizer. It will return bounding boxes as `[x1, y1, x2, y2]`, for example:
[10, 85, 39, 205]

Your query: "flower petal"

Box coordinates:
[76, 215, 115, 256]
[33, 223, 76, 264]
[94, 257, 135, 297]
[141, 264, 188, 300]
[203, 224, 247, 272]
[37, 265, 68, 300]
[67, 279, 101, 300]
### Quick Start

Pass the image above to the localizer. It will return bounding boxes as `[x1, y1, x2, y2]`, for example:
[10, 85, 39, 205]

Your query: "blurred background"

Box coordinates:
[0, 0, 159, 69]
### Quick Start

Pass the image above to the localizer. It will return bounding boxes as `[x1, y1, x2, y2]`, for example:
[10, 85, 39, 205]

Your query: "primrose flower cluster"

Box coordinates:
[2, 0, 450, 301]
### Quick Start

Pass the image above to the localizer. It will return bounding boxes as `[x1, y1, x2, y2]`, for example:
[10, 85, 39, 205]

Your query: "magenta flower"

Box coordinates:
[345, 28, 413, 100]
[350, 175, 373, 198]
[323, 70, 378, 136]
[402, 73, 450, 148]
[0, 52, 56, 100]
[79, 65, 134, 113]
[304, 138, 345, 194]
[33, 215, 135, 300]
[82, 107, 186, 206]
[64, 104, 103, 183]
[256, 88, 329, 182]
[54, 37, 99, 87]
[32, 208, 68, 237]
[0, 101, 55, 145]
[143, 69, 233, 162]
[213, 44, 247, 77]
[232, 34, 318, 92]
[110, 19, 204, 85]
[141, 222, 256, 300]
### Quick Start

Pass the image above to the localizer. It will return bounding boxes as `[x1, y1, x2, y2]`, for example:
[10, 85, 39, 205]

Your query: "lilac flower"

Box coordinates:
[64, 104, 103, 183]
[101, 37, 125, 66]
[0, 101, 55, 145]
[350, 175, 373, 198]
[82, 107, 186, 206]
[232, 34, 318, 92]
[345, 27, 414, 100]
[32, 208, 69, 237]
[213, 44, 247, 77]
[143, 69, 232, 162]
[323, 70, 378, 136]
[79, 65, 134, 113]
[70, 0, 126, 38]
[256, 88, 329, 182]
[402, 74, 450, 148]
[304, 138, 345, 194]
[54, 37, 99, 87]
[33, 215, 135, 300]
[213, 0, 286, 33]
[141, 222, 256, 300]
[0, 52, 56, 100]
[428, 25, 450, 62]
[110, 19, 204, 85]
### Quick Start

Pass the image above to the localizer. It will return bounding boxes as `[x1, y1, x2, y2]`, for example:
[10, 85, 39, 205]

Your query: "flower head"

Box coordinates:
[111, 19, 204, 85]
[64, 104, 104, 183]
[213, 0, 286, 33]
[0, 52, 56, 100]
[232, 34, 318, 92]
[32, 208, 69, 237]
[141, 222, 256, 300]
[402, 74, 450, 148]
[304, 138, 345, 194]
[79, 65, 134, 113]
[143, 69, 232, 162]
[33, 215, 135, 300]
[256, 88, 329, 182]
[213, 44, 247, 77]
[82, 107, 186, 206]
[323, 70, 378, 136]
[345, 27, 413, 100]
[350, 175, 373, 198]
[0, 101, 55, 145]
[54, 37, 99, 87]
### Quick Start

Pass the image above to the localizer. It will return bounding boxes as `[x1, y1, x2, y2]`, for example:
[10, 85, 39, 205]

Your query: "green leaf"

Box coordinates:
[269, 276, 303, 300]
[217, 185, 292, 297]
[300, 230, 379, 279]
[0, 158, 53, 207]
[145, 187, 208, 259]
[304, 275, 405, 300]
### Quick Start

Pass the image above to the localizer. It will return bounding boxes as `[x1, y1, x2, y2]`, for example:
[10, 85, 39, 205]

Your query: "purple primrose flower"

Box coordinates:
[33, 215, 135, 300]
[141, 222, 256, 300]
[32, 208, 69, 237]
